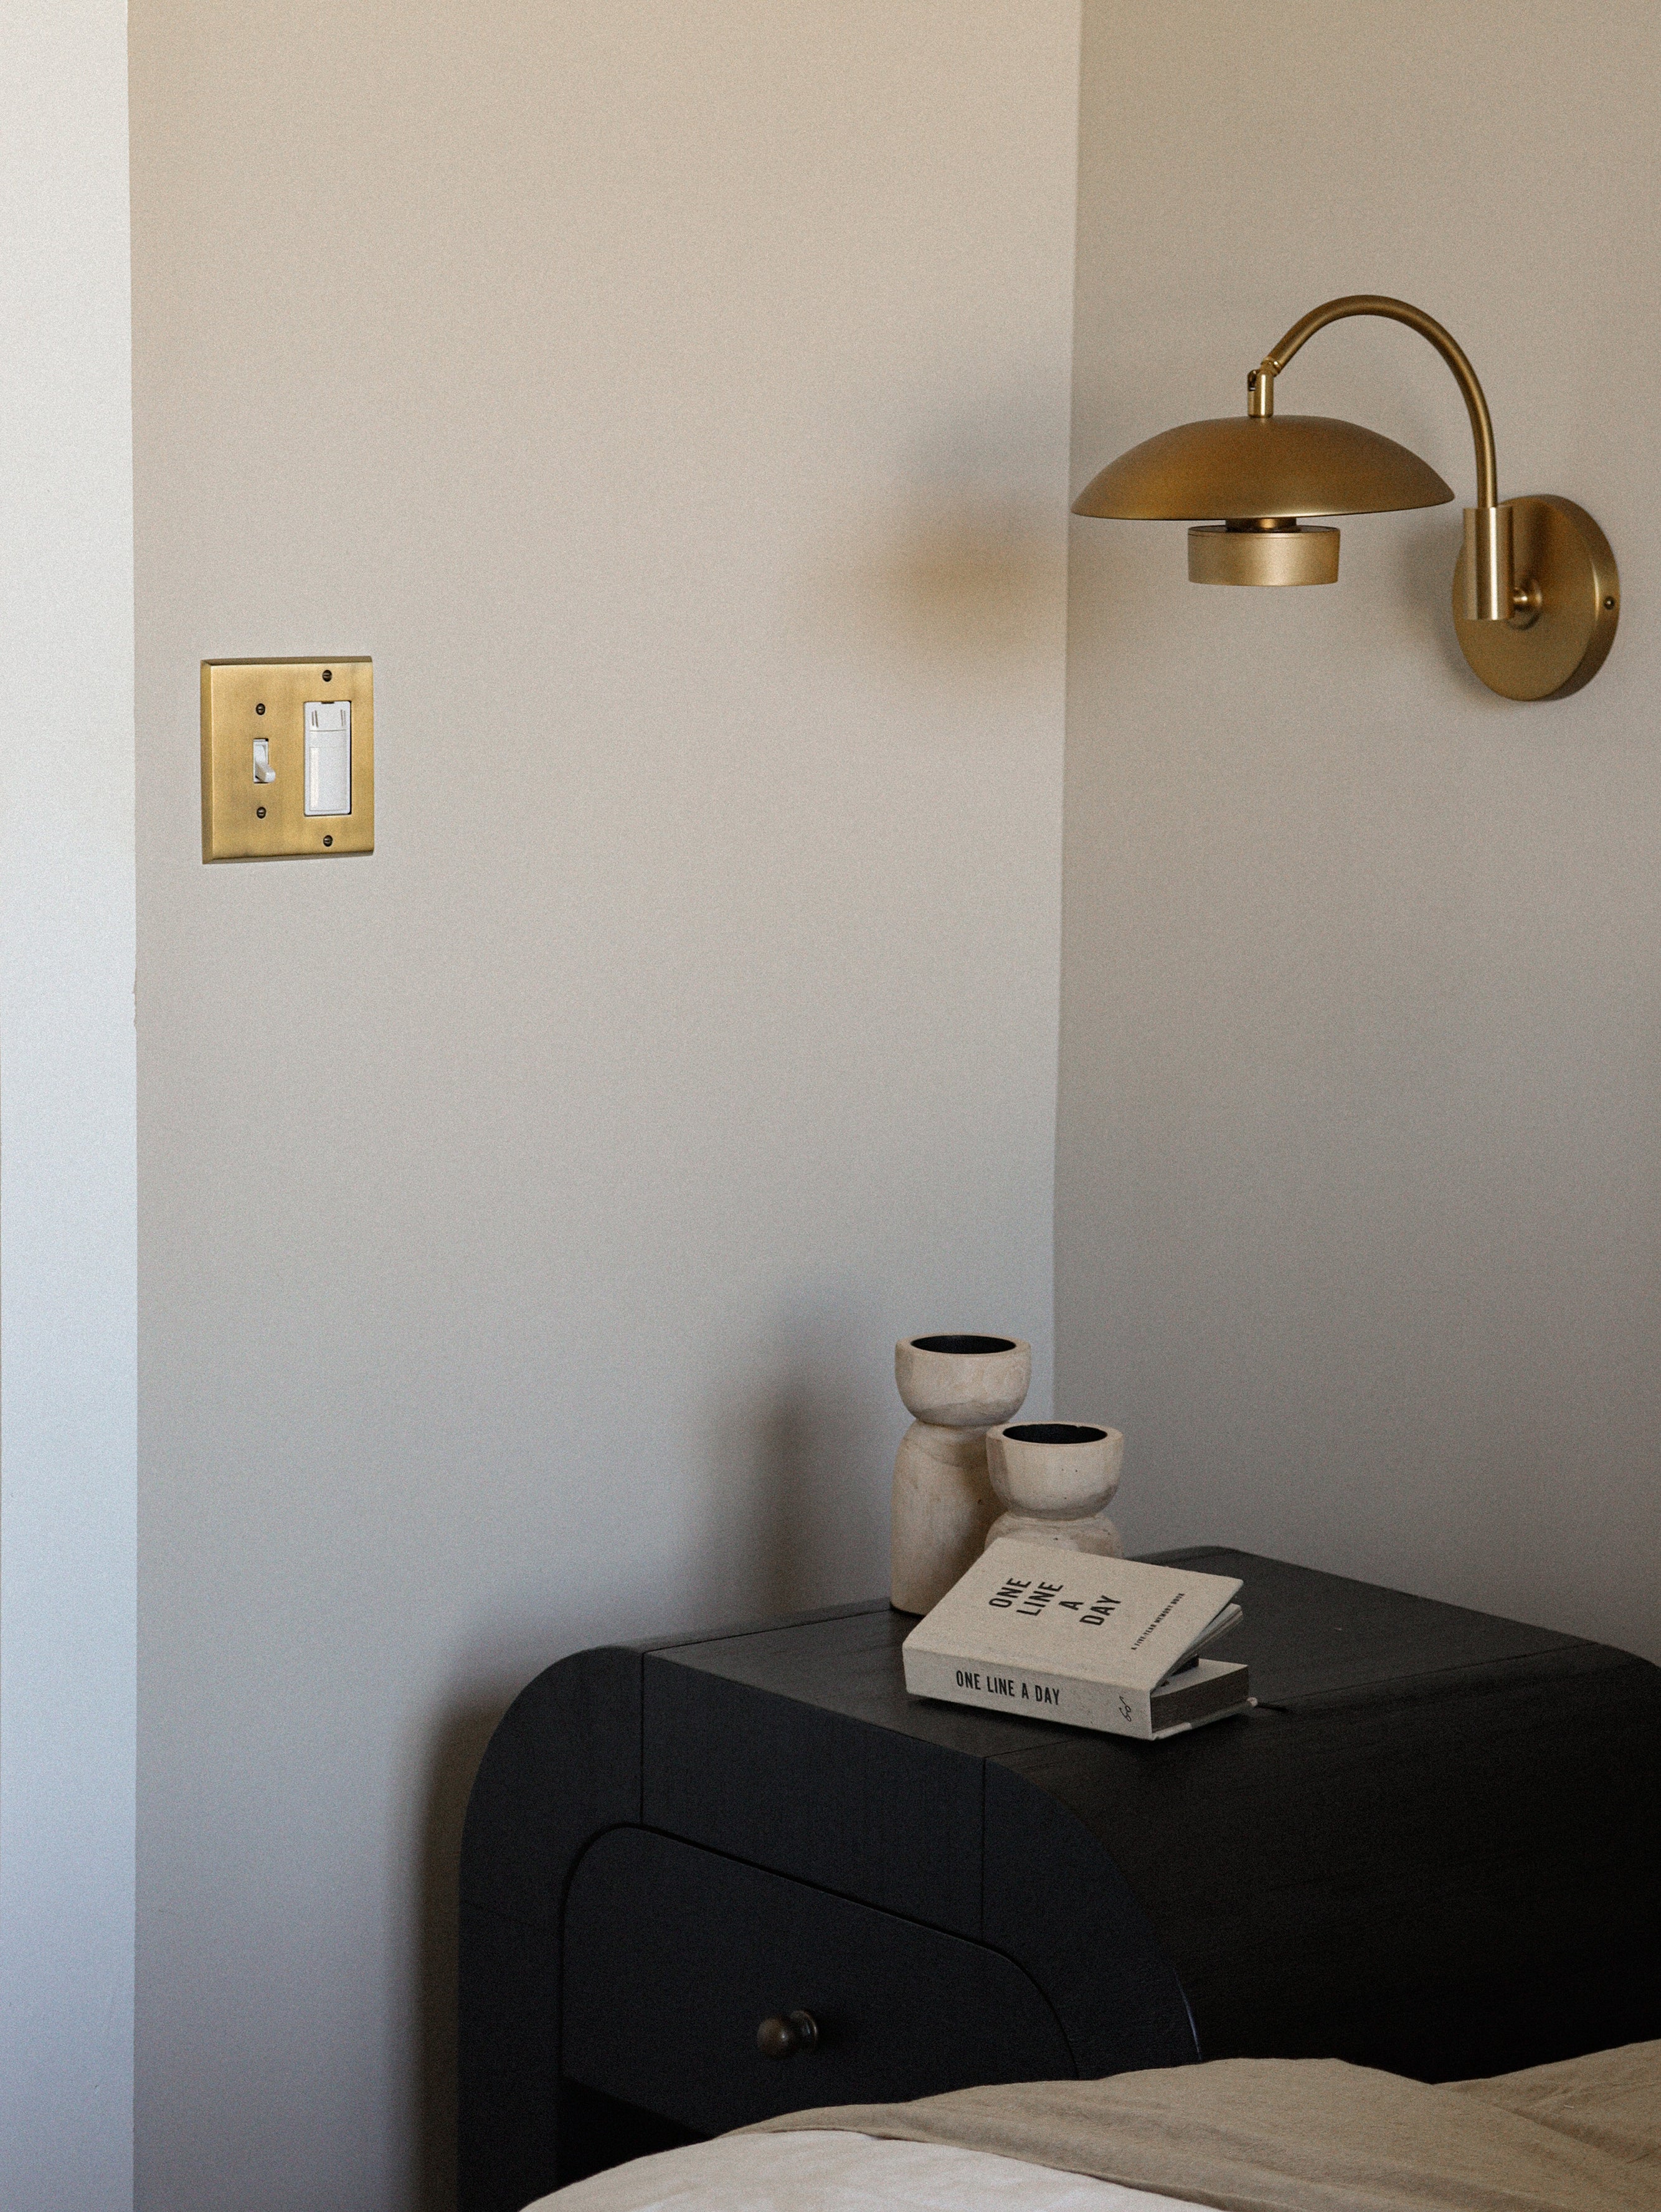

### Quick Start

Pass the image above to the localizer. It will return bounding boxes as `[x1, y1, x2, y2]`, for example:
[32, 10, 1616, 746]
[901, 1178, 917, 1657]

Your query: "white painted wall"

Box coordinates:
[0, 2, 137, 2206]
[1059, 1, 1661, 1661]
[130, 7, 1080, 2205]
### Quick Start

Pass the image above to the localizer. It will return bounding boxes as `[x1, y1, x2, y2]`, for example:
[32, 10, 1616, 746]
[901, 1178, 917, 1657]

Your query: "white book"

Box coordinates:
[902, 1540, 1249, 1742]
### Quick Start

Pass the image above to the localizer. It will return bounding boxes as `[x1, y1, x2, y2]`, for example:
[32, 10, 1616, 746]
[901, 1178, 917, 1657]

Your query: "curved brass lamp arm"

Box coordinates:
[1249, 295, 1498, 510]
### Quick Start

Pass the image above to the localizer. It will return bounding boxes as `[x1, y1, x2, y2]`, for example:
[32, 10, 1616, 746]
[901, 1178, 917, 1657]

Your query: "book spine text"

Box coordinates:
[902, 1647, 1154, 1741]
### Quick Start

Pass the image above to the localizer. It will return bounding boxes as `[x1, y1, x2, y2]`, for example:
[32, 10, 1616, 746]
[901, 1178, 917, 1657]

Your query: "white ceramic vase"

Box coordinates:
[890, 1333, 1031, 1615]
[984, 1420, 1125, 1557]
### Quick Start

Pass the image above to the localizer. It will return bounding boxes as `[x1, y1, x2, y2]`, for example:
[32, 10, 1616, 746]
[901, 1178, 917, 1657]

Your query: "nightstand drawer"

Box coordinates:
[562, 1826, 1074, 2135]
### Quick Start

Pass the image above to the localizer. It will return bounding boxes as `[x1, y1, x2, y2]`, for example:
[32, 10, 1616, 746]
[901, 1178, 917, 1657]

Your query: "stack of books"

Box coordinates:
[902, 1541, 1249, 1742]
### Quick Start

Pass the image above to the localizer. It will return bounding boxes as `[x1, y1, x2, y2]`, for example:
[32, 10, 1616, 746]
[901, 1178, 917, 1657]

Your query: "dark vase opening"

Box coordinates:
[1003, 1422, 1107, 1445]
[911, 1334, 1018, 1356]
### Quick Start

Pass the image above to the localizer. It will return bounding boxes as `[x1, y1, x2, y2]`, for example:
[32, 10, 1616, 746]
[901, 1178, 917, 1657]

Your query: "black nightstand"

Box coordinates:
[458, 1548, 1660, 2212]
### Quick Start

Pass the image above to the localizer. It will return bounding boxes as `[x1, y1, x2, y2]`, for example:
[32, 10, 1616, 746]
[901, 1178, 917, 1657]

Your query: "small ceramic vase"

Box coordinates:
[890, 1334, 1031, 1615]
[984, 1420, 1125, 1557]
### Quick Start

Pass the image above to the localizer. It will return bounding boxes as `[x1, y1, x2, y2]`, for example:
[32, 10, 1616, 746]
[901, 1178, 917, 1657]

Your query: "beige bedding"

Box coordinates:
[744, 2041, 1660, 2212]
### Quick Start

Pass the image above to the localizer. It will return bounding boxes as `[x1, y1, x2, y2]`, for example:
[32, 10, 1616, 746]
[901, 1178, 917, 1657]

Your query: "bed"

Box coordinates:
[531, 2040, 1659, 2211]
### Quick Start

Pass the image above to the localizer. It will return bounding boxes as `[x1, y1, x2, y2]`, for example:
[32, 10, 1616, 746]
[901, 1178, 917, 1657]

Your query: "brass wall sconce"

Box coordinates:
[1072, 295, 1617, 700]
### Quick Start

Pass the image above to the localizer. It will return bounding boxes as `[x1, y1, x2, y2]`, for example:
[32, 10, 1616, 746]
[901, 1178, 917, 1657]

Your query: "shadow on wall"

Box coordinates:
[1393, 511, 1488, 688]
[419, 1698, 507, 2212]
[801, 414, 1067, 684]
[854, 494, 1061, 667]
[696, 1353, 891, 1620]
[414, 1345, 891, 2203]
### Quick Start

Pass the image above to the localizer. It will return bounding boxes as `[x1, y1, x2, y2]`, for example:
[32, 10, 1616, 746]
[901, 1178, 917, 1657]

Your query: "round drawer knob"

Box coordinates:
[756, 2008, 820, 2060]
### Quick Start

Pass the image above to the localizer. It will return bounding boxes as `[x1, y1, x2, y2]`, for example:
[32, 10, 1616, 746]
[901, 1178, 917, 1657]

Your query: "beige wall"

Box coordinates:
[130, 7, 1079, 2206]
[1059, 1, 1661, 1662]
[130, 5, 1661, 2200]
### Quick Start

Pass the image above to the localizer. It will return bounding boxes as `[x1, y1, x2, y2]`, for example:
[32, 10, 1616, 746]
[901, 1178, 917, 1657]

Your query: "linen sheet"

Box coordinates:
[746, 2039, 1660, 2212]
[535, 2129, 1204, 2211]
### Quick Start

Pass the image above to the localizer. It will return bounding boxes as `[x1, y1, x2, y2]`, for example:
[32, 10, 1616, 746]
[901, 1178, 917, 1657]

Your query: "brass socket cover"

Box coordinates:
[1188, 524, 1339, 587]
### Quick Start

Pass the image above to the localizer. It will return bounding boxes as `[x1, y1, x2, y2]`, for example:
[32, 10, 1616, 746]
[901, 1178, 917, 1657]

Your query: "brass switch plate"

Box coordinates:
[201, 658, 374, 861]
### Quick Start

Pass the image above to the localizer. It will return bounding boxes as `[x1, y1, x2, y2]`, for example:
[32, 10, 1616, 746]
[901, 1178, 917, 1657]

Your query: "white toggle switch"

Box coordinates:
[304, 701, 351, 816]
[252, 736, 275, 783]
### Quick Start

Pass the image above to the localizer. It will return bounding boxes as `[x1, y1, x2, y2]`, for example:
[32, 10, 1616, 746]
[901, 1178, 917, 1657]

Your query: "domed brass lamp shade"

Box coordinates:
[1072, 294, 1618, 699]
[1074, 414, 1454, 521]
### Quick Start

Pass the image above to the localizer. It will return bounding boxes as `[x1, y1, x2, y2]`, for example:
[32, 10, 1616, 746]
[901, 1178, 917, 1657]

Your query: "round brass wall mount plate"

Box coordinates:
[1452, 496, 1618, 699]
